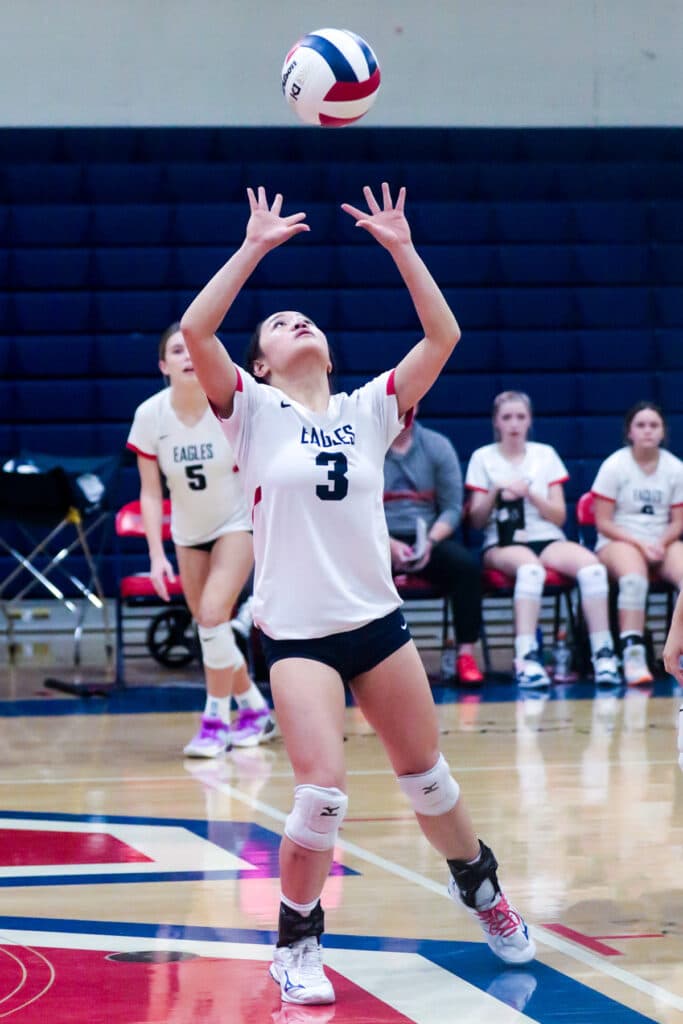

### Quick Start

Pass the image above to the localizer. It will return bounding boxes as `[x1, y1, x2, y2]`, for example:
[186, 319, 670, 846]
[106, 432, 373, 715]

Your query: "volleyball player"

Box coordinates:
[466, 391, 621, 687]
[127, 324, 276, 756]
[592, 402, 683, 685]
[179, 184, 535, 1005]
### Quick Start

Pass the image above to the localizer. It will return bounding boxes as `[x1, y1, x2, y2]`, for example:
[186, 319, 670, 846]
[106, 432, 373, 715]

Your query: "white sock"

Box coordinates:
[590, 631, 614, 657]
[281, 892, 319, 916]
[235, 680, 267, 711]
[204, 695, 232, 724]
[515, 634, 536, 660]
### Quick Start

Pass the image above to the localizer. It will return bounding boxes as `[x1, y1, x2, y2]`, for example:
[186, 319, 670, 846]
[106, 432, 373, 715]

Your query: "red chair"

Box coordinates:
[115, 499, 196, 684]
[576, 491, 675, 662]
[393, 572, 452, 661]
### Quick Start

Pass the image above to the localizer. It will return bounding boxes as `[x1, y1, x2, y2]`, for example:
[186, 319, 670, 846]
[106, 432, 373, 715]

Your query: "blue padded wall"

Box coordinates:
[1, 126, 681, 590]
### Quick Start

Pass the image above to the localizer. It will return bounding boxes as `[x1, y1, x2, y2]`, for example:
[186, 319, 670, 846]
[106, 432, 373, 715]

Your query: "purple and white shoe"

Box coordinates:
[231, 708, 278, 748]
[183, 716, 230, 758]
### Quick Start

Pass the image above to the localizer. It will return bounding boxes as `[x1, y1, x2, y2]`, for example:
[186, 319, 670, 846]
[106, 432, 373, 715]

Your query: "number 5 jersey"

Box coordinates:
[127, 388, 250, 547]
[216, 368, 405, 640]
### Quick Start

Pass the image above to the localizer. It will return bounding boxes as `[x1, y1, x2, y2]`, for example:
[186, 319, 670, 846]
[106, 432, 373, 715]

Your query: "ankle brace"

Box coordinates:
[447, 840, 501, 909]
[277, 899, 324, 947]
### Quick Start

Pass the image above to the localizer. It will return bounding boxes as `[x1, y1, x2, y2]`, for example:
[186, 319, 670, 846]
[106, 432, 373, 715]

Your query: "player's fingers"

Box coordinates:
[381, 181, 392, 209]
[362, 185, 382, 214]
[257, 185, 267, 207]
[284, 212, 308, 225]
[396, 186, 407, 212]
[271, 193, 284, 216]
[340, 203, 366, 220]
[246, 187, 257, 210]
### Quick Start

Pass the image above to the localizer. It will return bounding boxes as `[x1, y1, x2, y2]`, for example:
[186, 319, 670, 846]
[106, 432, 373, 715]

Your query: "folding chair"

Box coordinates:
[114, 499, 196, 686]
[0, 454, 116, 690]
[576, 492, 676, 669]
[393, 573, 452, 679]
[479, 566, 577, 674]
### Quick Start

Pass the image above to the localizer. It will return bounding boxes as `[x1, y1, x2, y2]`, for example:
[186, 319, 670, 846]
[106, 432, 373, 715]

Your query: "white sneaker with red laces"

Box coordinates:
[269, 936, 335, 1005]
[448, 880, 536, 964]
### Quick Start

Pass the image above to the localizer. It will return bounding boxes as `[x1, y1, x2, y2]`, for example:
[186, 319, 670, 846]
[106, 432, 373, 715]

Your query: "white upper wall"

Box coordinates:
[1, 0, 682, 126]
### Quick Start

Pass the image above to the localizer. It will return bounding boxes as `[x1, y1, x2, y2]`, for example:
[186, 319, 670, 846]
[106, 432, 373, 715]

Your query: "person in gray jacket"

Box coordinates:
[384, 411, 484, 683]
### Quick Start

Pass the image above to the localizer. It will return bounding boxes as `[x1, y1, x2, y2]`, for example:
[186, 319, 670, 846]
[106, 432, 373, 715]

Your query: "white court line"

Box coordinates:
[201, 775, 683, 1016]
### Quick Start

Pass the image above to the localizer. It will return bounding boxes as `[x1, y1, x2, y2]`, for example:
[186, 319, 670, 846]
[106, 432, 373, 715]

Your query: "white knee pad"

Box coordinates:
[617, 573, 648, 612]
[284, 785, 348, 852]
[198, 622, 245, 670]
[398, 754, 460, 816]
[514, 562, 546, 602]
[577, 563, 608, 600]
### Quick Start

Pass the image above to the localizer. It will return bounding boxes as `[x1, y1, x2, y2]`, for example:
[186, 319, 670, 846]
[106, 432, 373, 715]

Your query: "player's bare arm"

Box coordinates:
[181, 187, 309, 416]
[341, 183, 461, 417]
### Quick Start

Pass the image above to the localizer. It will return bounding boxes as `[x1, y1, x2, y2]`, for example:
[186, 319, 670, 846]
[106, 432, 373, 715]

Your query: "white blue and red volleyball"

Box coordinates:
[281, 28, 381, 127]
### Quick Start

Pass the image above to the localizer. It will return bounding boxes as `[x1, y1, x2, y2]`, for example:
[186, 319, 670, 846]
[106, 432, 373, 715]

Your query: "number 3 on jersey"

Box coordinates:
[316, 452, 348, 501]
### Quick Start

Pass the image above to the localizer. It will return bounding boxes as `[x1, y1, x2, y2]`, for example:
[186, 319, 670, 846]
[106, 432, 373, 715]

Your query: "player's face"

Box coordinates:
[627, 409, 664, 449]
[495, 400, 531, 443]
[159, 332, 196, 383]
[257, 312, 331, 378]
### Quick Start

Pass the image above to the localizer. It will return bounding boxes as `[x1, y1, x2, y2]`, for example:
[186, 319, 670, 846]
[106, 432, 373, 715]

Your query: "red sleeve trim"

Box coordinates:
[670, 502, 683, 508]
[209, 369, 242, 420]
[591, 490, 616, 503]
[549, 475, 570, 486]
[252, 485, 262, 524]
[126, 442, 156, 461]
[386, 368, 414, 426]
[465, 483, 488, 493]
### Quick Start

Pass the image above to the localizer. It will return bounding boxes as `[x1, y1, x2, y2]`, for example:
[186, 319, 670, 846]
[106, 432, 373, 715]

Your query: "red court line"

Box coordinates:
[542, 923, 623, 956]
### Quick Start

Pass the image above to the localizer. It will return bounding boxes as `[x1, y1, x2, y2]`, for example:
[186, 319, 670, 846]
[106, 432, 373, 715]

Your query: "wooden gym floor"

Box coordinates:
[0, 602, 682, 1023]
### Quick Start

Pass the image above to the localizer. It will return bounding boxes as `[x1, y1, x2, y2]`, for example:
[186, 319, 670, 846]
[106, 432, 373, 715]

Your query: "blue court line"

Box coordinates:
[0, 678, 679, 716]
[0, 914, 659, 1023]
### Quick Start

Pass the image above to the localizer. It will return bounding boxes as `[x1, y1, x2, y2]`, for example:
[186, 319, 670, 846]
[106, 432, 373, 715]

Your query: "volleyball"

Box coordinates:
[281, 28, 381, 127]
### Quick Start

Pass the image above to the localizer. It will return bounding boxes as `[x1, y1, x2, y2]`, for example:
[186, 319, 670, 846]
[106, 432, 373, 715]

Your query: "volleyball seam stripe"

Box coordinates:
[325, 68, 381, 103]
[298, 33, 363, 83]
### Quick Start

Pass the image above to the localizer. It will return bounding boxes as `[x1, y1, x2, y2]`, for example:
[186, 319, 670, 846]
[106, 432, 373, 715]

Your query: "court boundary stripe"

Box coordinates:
[200, 775, 683, 1014]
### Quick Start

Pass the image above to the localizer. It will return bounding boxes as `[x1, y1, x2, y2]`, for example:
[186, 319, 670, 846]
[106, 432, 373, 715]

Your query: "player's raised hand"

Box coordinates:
[245, 187, 309, 252]
[341, 183, 411, 251]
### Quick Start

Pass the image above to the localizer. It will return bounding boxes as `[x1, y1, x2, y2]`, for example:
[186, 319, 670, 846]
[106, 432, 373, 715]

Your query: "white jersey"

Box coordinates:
[216, 368, 405, 640]
[465, 441, 569, 549]
[127, 388, 250, 547]
[591, 446, 683, 550]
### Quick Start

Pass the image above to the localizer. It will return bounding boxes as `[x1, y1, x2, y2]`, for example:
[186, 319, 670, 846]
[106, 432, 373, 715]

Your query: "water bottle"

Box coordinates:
[553, 628, 573, 682]
[441, 638, 456, 681]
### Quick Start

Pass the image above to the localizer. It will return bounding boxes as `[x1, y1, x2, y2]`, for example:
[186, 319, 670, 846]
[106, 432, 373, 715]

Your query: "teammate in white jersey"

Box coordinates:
[466, 391, 620, 688]
[127, 323, 276, 756]
[179, 184, 535, 1007]
[592, 402, 683, 685]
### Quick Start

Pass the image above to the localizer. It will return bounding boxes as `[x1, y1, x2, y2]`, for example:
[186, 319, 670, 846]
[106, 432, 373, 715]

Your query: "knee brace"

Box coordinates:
[617, 573, 648, 612]
[398, 753, 460, 816]
[514, 562, 545, 602]
[198, 622, 245, 670]
[284, 785, 348, 852]
[577, 562, 608, 601]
